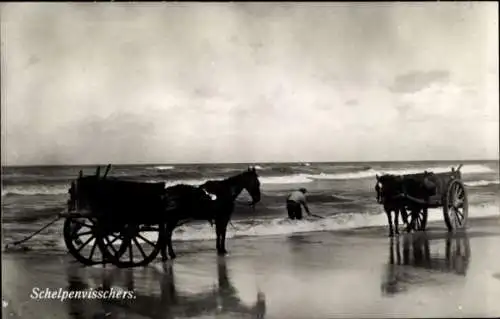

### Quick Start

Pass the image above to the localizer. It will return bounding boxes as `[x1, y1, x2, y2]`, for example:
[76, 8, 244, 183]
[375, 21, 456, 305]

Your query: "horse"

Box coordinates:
[375, 173, 438, 236]
[161, 167, 261, 260]
[375, 174, 409, 237]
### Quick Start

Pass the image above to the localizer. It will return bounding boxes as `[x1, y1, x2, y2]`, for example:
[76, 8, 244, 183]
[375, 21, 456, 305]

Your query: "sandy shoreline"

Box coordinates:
[2, 216, 500, 318]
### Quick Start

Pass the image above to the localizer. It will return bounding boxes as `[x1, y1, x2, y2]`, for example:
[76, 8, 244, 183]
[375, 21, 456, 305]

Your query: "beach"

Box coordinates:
[2, 161, 500, 318]
[3, 2, 498, 317]
[3, 216, 500, 319]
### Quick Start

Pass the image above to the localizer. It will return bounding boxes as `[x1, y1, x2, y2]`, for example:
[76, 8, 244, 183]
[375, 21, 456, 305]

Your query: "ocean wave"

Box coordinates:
[2, 185, 69, 197]
[242, 164, 495, 185]
[312, 164, 493, 180]
[153, 165, 175, 170]
[464, 180, 500, 187]
[2, 207, 66, 223]
[5, 202, 495, 252]
[158, 203, 500, 242]
[259, 174, 314, 184]
[3, 164, 495, 197]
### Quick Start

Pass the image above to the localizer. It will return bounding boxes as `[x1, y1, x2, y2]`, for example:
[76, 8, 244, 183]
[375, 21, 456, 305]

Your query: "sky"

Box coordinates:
[1, 2, 498, 165]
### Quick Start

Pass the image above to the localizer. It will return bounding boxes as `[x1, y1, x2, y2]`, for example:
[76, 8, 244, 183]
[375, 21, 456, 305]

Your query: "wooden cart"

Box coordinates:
[388, 165, 468, 231]
[61, 165, 168, 268]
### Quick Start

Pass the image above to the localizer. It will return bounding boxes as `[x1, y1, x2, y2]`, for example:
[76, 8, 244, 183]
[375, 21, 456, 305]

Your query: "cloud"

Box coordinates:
[345, 99, 358, 106]
[390, 70, 450, 93]
[1, 3, 498, 164]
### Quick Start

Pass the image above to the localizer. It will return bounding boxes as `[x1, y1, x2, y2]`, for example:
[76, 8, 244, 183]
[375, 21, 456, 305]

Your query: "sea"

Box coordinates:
[1, 160, 499, 251]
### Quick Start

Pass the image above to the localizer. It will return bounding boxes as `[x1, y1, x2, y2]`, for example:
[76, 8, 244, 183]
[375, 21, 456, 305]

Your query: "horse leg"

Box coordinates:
[395, 207, 402, 235]
[400, 207, 410, 232]
[160, 223, 169, 262]
[216, 219, 229, 255]
[385, 207, 394, 237]
[166, 223, 177, 259]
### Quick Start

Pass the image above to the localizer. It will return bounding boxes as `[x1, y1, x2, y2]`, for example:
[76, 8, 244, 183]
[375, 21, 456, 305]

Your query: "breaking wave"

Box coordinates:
[311, 164, 493, 181]
[3, 164, 496, 197]
[2, 185, 69, 197]
[252, 164, 494, 185]
[43, 203, 497, 253]
[153, 165, 175, 170]
[169, 203, 500, 241]
[464, 180, 500, 187]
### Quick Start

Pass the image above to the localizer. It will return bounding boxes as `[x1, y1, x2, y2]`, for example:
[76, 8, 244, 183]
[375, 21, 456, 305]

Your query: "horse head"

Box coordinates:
[375, 174, 401, 205]
[241, 166, 261, 206]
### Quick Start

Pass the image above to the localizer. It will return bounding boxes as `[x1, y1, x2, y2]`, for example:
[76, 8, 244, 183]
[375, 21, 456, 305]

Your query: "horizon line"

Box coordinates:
[1, 158, 498, 168]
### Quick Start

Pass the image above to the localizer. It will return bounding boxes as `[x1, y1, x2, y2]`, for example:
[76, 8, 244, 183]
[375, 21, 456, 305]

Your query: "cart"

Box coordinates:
[380, 164, 468, 232]
[61, 165, 168, 268]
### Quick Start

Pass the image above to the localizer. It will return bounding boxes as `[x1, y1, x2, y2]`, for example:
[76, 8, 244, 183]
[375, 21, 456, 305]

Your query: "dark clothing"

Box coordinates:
[286, 200, 303, 220]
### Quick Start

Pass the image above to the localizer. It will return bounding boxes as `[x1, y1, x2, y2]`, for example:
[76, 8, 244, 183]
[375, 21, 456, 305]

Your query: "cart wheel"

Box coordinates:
[407, 208, 428, 232]
[64, 216, 118, 266]
[107, 223, 165, 268]
[443, 180, 468, 232]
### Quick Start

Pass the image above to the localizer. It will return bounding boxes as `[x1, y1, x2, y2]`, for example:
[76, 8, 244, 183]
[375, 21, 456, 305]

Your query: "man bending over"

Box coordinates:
[286, 188, 311, 220]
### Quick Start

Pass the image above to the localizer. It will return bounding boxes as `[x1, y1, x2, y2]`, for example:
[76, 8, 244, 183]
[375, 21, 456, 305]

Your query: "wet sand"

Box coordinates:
[2, 216, 500, 318]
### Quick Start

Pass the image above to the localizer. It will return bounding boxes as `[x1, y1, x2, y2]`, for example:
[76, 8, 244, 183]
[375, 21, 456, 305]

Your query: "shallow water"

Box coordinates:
[3, 218, 500, 318]
[2, 161, 499, 247]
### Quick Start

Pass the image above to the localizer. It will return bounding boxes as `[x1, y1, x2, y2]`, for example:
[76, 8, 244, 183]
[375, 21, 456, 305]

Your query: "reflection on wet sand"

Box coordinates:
[381, 231, 471, 296]
[66, 257, 266, 319]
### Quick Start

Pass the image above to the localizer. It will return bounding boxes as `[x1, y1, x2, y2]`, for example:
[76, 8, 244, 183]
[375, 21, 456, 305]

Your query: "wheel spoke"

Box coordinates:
[75, 230, 93, 237]
[107, 234, 121, 245]
[137, 234, 156, 247]
[104, 237, 119, 255]
[454, 208, 463, 225]
[88, 240, 97, 260]
[76, 235, 95, 252]
[452, 208, 461, 226]
[133, 237, 148, 260]
[72, 220, 93, 228]
[129, 240, 133, 263]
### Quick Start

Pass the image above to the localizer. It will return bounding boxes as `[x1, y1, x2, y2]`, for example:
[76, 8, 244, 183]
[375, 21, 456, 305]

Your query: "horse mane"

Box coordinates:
[203, 169, 253, 187]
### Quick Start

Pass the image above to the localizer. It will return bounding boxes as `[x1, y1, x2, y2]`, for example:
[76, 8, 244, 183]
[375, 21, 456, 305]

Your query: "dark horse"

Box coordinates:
[375, 173, 437, 237]
[375, 174, 408, 237]
[161, 167, 261, 260]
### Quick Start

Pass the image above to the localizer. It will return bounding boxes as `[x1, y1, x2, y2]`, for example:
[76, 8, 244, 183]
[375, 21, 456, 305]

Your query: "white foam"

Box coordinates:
[154, 165, 175, 170]
[4, 164, 495, 197]
[2, 185, 68, 197]
[258, 174, 314, 185]
[464, 180, 500, 187]
[250, 164, 495, 185]
[48, 204, 498, 254]
[311, 164, 494, 181]
[154, 174, 316, 187]
[165, 203, 499, 242]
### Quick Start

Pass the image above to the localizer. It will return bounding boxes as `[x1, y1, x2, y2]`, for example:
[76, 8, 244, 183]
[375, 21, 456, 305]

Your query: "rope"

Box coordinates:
[228, 220, 255, 232]
[4, 214, 63, 249]
[309, 213, 324, 219]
